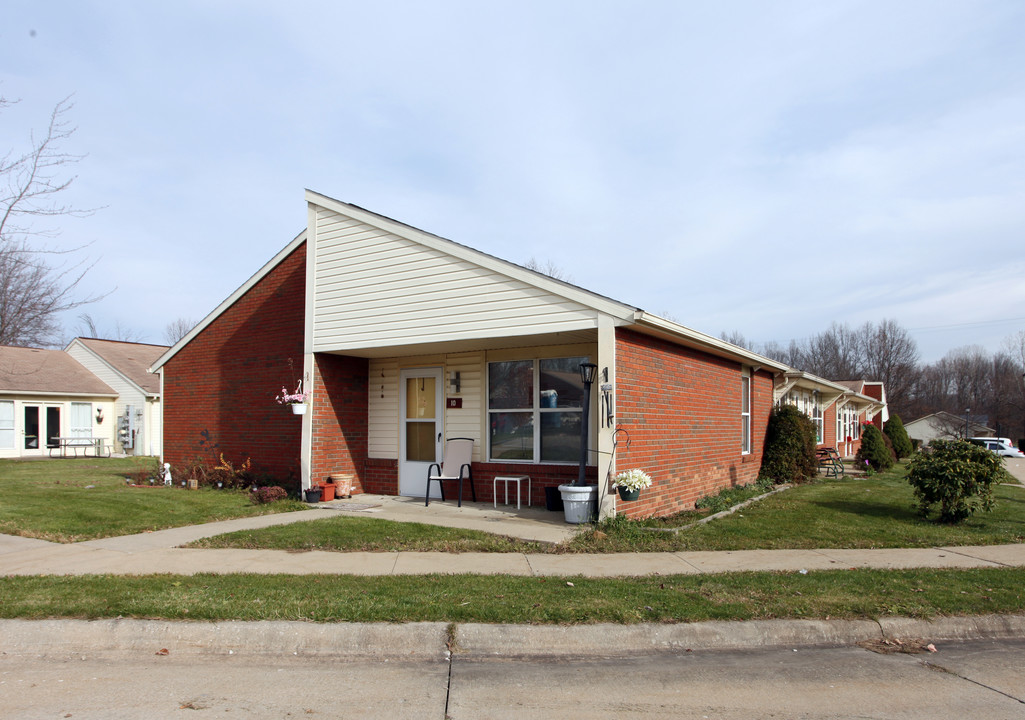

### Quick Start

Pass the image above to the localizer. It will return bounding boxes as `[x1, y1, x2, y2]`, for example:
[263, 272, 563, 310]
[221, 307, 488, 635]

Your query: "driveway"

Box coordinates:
[1004, 457, 1025, 485]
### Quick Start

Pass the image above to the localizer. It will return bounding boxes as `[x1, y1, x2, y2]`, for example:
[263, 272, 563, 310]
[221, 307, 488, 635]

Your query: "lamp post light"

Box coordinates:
[964, 408, 971, 440]
[576, 363, 598, 487]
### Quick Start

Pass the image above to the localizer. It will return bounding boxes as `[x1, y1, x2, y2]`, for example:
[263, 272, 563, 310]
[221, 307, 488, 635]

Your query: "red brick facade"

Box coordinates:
[613, 328, 774, 518]
[310, 353, 369, 489]
[162, 244, 306, 481]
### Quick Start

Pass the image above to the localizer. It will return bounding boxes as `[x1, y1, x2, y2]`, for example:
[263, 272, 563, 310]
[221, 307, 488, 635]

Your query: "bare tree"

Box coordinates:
[0, 96, 103, 347]
[523, 257, 572, 282]
[800, 322, 866, 381]
[861, 318, 920, 413]
[760, 339, 804, 367]
[719, 330, 752, 350]
[74, 312, 147, 343]
[163, 316, 196, 345]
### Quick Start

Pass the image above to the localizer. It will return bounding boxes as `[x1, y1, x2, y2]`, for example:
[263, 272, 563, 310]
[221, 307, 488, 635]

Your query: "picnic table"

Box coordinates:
[49, 437, 111, 458]
[816, 447, 845, 478]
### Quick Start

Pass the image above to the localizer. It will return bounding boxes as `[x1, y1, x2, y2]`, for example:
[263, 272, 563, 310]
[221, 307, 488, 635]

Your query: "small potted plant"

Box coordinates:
[276, 381, 310, 415]
[612, 469, 652, 501]
[303, 484, 322, 503]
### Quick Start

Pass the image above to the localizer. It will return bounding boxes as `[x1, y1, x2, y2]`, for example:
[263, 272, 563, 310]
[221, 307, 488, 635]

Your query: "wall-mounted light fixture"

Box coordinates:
[95, 408, 104, 424]
[449, 371, 461, 394]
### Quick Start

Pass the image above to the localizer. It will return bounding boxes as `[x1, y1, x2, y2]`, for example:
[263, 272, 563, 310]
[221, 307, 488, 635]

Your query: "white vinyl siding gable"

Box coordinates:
[311, 208, 601, 352]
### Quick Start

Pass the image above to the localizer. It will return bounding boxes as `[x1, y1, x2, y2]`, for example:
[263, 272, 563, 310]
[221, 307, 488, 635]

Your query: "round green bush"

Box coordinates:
[884, 415, 914, 459]
[905, 439, 1002, 523]
[759, 404, 817, 484]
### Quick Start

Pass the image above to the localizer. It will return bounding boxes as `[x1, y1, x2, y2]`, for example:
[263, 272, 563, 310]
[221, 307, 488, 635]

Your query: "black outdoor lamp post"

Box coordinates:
[576, 362, 598, 487]
[965, 408, 971, 439]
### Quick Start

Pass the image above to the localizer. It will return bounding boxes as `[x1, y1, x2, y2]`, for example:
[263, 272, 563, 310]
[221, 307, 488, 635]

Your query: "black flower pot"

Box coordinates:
[617, 487, 640, 501]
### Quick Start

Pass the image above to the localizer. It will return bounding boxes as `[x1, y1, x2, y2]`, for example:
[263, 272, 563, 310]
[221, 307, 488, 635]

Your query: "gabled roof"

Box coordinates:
[152, 229, 307, 372]
[0, 346, 117, 397]
[905, 411, 994, 434]
[153, 192, 791, 374]
[68, 338, 168, 395]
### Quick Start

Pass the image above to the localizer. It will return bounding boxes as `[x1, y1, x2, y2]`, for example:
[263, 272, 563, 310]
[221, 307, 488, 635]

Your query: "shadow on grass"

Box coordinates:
[810, 498, 921, 523]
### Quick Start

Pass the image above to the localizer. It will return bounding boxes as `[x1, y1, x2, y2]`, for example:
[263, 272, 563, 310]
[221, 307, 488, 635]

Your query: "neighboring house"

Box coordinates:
[905, 411, 994, 446]
[0, 346, 117, 459]
[775, 373, 886, 458]
[64, 338, 168, 456]
[152, 190, 888, 519]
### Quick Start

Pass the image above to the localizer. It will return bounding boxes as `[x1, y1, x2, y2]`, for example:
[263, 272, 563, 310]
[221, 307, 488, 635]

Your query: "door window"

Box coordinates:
[24, 406, 39, 449]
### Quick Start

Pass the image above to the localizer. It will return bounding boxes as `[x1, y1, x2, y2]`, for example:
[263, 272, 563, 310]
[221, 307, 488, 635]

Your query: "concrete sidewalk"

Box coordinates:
[1, 501, 1024, 577]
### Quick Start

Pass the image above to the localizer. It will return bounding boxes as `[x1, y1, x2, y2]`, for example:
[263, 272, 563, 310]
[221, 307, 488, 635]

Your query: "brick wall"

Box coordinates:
[310, 352, 369, 489]
[162, 243, 306, 481]
[613, 328, 773, 518]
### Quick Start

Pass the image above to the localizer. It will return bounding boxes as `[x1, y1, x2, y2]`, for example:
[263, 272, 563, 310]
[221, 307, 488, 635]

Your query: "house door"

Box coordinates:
[398, 368, 443, 498]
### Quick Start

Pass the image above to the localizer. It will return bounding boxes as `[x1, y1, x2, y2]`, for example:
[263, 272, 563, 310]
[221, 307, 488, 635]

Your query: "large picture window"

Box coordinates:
[488, 356, 588, 463]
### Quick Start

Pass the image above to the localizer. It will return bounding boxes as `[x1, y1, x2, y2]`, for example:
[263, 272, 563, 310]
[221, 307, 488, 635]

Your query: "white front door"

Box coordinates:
[398, 367, 444, 498]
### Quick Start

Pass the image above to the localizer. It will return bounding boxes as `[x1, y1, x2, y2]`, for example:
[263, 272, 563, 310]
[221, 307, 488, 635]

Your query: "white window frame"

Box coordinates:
[0, 400, 14, 450]
[741, 368, 752, 455]
[70, 402, 92, 438]
[487, 356, 590, 464]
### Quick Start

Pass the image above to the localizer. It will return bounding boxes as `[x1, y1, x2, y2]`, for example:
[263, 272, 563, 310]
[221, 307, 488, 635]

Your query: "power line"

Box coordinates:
[908, 317, 1025, 333]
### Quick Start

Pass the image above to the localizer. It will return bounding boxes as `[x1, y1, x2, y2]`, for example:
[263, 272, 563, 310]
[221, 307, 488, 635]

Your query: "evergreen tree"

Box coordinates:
[856, 423, 895, 471]
[759, 405, 818, 484]
[884, 415, 914, 459]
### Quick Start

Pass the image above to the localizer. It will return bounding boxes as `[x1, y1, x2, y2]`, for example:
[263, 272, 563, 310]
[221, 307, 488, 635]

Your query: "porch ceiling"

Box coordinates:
[316, 328, 599, 359]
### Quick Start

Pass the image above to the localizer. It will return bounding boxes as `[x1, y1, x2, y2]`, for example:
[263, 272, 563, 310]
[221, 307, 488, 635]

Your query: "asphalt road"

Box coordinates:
[3, 637, 1023, 719]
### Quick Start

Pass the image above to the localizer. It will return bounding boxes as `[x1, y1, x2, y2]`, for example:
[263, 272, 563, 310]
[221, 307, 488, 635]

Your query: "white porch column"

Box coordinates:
[597, 313, 617, 519]
[300, 202, 318, 490]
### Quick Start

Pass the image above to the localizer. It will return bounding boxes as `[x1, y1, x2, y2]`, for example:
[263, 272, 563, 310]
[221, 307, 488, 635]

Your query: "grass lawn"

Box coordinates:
[186, 463, 1025, 554]
[0, 458, 306, 542]
[1, 567, 1023, 623]
[569, 463, 1025, 552]
[189, 516, 551, 553]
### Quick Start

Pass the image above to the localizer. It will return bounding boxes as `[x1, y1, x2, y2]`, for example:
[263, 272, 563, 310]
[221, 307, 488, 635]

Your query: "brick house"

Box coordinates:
[151, 190, 885, 518]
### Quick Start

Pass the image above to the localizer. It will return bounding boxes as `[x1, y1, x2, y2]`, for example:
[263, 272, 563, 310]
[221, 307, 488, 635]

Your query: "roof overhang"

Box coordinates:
[629, 312, 792, 372]
[0, 391, 118, 399]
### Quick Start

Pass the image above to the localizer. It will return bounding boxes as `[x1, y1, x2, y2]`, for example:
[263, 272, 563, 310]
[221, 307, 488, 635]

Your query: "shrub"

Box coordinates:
[856, 423, 894, 471]
[906, 439, 1003, 523]
[124, 460, 162, 485]
[884, 415, 914, 459]
[250, 486, 288, 504]
[759, 404, 817, 484]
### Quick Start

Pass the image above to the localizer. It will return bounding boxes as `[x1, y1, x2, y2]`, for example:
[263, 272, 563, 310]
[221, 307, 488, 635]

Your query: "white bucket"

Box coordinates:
[558, 484, 597, 524]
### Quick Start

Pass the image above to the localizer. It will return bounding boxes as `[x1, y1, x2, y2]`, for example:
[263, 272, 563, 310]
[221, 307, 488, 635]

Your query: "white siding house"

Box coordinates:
[64, 339, 168, 456]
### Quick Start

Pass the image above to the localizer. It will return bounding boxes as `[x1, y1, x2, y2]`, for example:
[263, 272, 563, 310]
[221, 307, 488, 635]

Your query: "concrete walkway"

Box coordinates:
[1, 491, 1024, 577]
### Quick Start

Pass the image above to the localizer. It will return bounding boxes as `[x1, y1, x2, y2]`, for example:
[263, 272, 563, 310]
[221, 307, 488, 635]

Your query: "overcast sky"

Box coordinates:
[2, 1, 1023, 362]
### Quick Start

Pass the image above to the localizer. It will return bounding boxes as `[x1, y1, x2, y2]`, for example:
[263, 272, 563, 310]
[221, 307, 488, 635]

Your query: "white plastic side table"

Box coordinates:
[492, 475, 530, 509]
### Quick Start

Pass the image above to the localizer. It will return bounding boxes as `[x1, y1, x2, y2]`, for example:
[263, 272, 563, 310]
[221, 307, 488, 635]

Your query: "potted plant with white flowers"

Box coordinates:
[612, 469, 652, 501]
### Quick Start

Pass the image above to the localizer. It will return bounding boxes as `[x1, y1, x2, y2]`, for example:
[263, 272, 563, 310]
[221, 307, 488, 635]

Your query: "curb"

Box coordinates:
[3, 615, 1023, 660]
